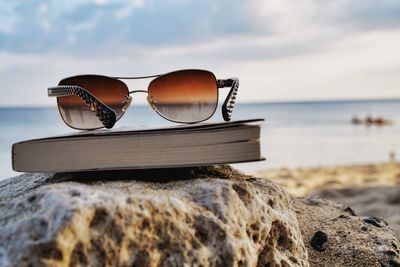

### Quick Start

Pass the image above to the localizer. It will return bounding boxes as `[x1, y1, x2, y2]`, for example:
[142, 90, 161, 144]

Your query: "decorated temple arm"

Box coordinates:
[217, 78, 239, 122]
[48, 85, 117, 129]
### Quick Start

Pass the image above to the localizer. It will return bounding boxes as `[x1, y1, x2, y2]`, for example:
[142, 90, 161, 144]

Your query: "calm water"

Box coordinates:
[1, 99, 399, 179]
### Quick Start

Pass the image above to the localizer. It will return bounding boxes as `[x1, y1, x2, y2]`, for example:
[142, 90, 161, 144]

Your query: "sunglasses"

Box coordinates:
[48, 69, 239, 130]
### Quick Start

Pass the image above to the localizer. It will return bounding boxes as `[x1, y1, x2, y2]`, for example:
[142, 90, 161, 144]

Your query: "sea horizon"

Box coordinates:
[1, 98, 400, 180]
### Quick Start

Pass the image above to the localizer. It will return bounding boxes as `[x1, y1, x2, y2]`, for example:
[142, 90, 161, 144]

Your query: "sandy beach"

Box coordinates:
[258, 161, 400, 237]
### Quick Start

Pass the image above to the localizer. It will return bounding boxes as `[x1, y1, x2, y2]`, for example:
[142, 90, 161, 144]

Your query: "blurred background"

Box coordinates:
[1, 0, 400, 179]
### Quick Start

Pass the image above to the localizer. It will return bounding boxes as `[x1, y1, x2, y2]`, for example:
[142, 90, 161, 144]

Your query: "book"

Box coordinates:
[12, 119, 264, 172]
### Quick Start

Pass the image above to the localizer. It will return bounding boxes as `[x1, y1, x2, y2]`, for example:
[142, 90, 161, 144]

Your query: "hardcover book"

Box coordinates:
[12, 119, 264, 172]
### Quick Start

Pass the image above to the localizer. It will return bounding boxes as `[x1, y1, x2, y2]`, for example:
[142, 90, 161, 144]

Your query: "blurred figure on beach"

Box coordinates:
[351, 115, 393, 126]
[390, 151, 396, 162]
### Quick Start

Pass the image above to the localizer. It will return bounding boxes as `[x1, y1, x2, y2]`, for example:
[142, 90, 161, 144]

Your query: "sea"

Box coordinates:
[1, 99, 399, 180]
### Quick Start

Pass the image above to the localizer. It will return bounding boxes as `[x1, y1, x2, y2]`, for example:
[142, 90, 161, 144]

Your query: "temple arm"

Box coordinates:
[48, 85, 117, 129]
[217, 78, 239, 122]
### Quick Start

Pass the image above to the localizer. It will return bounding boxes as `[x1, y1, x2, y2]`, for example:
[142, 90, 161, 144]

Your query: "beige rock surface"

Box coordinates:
[294, 197, 400, 267]
[0, 166, 308, 267]
[315, 186, 400, 239]
[1, 165, 399, 267]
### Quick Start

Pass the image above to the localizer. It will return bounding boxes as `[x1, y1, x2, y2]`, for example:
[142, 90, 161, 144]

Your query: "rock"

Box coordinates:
[309, 231, 328, 252]
[1, 165, 399, 267]
[362, 216, 387, 228]
[315, 186, 400, 238]
[294, 197, 400, 267]
[0, 166, 308, 267]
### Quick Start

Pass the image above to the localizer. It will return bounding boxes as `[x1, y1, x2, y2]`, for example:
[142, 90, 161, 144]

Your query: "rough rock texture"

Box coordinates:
[1, 166, 399, 267]
[294, 197, 400, 267]
[315, 186, 400, 238]
[0, 166, 308, 267]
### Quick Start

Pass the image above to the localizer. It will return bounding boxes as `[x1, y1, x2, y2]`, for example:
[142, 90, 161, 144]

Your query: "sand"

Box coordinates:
[258, 161, 400, 238]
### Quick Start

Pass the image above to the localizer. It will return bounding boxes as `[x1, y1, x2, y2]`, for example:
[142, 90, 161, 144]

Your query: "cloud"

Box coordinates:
[0, 2, 19, 33]
[1, 28, 399, 107]
[1, 0, 399, 54]
[0, 0, 400, 106]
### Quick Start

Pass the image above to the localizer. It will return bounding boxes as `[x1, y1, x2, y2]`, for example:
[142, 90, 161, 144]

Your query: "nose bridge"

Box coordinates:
[129, 89, 148, 94]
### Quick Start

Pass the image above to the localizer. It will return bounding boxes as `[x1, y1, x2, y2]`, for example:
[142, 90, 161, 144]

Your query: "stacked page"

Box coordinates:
[12, 119, 264, 172]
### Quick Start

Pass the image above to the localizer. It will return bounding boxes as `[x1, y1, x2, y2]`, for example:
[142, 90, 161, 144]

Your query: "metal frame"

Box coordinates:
[48, 69, 239, 129]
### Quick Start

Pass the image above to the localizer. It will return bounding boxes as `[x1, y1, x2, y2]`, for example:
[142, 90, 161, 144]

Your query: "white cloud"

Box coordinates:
[94, 0, 108, 5]
[236, 29, 400, 101]
[114, 0, 147, 19]
[0, 28, 399, 106]
[0, 2, 19, 33]
[1, 0, 400, 106]
[37, 3, 48, 14]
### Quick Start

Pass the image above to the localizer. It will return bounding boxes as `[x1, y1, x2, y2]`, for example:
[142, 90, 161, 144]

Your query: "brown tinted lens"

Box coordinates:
[148, 70, 218, 123]
[57, 75, 129, 130]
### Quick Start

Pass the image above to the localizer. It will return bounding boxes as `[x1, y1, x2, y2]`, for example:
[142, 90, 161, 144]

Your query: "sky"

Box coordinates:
[1, 0, 400, 106]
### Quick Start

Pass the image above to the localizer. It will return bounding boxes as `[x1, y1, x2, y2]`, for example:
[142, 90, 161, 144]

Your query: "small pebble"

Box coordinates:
[310, 230, 328, 252]
[343, 207, 356, 216]
[363, 217, 384, 228]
